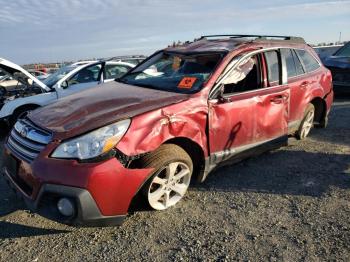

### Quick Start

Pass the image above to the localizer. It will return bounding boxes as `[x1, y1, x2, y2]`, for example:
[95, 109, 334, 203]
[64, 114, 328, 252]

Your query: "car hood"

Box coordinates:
[324, 56, 350, 69]
[0, 58, 50, 91]
[29, 81, 190, 140]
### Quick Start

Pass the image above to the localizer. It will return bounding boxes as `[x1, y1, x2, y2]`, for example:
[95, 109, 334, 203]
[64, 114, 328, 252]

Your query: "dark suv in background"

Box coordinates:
[323, 42, 350, 94]
[2, 34, 333, 226]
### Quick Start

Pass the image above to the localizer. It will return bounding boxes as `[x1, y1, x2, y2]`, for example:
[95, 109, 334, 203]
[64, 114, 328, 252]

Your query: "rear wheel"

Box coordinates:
[139, 144, 193, 210]
[296, 104, 315, 140]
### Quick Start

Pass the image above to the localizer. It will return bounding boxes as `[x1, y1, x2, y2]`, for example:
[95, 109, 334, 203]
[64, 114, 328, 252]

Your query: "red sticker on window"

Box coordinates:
[178, 77, 197, 89]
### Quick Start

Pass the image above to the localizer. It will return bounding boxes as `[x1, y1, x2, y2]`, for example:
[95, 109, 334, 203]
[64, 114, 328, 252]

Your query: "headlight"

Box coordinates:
[52, 119, 130, 160]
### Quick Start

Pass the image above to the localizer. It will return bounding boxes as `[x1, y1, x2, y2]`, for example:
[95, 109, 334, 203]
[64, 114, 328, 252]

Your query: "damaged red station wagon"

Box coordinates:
[2, 35, 333, 226]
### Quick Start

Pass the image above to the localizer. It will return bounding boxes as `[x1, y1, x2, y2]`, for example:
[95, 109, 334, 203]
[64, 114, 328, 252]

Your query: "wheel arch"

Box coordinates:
[129, 137, 205, 184]
[164, 137, 205, 184]
[309, 96, 327, 127]
[127, 137, 206, 212]
[13, 103, 41, 114]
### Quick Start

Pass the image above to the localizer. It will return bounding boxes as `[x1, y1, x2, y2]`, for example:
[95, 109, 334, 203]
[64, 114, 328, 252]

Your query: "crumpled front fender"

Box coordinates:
[117, 95, 209, 157]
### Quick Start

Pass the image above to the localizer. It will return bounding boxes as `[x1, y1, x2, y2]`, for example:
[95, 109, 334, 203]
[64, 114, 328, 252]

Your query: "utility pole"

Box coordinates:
[339, 32, 342, 43]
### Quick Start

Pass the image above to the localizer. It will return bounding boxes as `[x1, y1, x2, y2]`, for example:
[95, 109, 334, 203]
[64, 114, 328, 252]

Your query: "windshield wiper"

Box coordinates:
[117, 71, 144, 84]
[133, 83, 159, 90]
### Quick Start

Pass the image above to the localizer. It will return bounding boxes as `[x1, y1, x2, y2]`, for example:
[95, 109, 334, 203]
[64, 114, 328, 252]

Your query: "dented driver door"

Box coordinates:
[208, 51, 289, 166]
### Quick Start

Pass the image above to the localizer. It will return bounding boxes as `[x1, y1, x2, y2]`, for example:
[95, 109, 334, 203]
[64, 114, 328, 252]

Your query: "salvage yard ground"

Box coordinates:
[0, 99, 349, 261]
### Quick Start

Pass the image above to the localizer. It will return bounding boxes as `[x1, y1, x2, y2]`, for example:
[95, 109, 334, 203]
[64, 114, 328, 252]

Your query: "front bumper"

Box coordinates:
[2, 143, 153, 226]
[2, 168, 125, 226]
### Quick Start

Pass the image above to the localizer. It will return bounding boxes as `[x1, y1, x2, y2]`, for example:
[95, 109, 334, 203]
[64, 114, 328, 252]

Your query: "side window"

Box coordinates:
[222, 55, 262, 94]
[105, 64, 131, 79]
[295, 49, 320, 73]
[68, 64, 101, 86]
[292, 50, 305, 75]
[334, 43, 350, 56]
[264, 51, 280, 86]
[281, 49, 297, 78]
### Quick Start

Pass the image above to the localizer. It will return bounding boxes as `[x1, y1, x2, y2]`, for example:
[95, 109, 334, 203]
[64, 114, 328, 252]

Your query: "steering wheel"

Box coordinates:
[0, 86, 6, 97]
[68, 80, 80, 86]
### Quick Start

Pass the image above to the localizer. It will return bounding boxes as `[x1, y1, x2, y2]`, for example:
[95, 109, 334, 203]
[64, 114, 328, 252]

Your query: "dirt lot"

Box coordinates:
[0, 99, 349, 261]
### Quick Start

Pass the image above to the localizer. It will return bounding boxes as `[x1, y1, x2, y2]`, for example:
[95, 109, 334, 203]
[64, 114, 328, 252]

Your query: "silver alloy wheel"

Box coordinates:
[148, 161, 191, 210]
[300, 109, 315, 139]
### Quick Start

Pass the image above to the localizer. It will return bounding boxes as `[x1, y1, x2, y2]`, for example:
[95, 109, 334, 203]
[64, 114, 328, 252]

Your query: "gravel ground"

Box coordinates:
[0, 99, 349, 261]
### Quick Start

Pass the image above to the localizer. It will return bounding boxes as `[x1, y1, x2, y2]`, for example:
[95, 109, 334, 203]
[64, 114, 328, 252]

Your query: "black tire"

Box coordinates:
[0, 86, 6, 96]
[296, 103, 315, 140]
[138, 144, 193, 210]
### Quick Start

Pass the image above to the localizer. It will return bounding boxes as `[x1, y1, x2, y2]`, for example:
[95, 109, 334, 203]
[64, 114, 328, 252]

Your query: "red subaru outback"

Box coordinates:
[2, 35, 333, 226]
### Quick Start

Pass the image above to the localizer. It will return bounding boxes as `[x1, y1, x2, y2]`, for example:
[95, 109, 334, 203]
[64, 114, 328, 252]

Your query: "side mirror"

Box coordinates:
[217, 85, 232, 103]
[61, 80, 69, 89]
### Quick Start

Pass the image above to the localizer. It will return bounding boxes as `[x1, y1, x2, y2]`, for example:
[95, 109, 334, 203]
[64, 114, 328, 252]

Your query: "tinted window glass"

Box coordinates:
[222, 55, 261, 94]
[68, 64, 101, 86]
[264, 51, 280, 86]
[334, 43, 350, 57]
[105, 64, 131, 79]
[292, 50, 305, 75]
[295, 49, 320, 73]
[281, 49, 297, 78]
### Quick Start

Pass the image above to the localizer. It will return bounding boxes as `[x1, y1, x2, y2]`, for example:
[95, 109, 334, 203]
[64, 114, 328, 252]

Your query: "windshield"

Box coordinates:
[119, 52, 224, 93]
[43, 65, 78, 88]
[334, 43, 350, 57]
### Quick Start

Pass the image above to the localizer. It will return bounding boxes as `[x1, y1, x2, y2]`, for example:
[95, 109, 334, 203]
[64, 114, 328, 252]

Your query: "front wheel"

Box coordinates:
[139, 144, 193, 211]
[296, 103, 315, 140]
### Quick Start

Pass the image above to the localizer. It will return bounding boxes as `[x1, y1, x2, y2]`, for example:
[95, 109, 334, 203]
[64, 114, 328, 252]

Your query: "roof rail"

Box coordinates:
[200, 34, 306, 44]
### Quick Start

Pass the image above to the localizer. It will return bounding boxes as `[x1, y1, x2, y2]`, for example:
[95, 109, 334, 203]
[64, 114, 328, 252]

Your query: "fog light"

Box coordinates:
[57, 198, 75, 217]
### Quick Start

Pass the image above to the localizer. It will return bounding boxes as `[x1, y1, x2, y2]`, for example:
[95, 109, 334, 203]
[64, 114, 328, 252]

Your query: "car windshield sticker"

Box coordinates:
[178, 77, 197, 89]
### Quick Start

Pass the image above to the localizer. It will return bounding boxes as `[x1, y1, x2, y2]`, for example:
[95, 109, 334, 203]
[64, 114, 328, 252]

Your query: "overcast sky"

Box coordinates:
[0, 0, 349, 64]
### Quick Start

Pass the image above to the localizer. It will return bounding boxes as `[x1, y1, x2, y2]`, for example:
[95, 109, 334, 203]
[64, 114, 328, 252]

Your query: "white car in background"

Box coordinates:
[0, 58, 134, 125]
[28, 70, 50, 80]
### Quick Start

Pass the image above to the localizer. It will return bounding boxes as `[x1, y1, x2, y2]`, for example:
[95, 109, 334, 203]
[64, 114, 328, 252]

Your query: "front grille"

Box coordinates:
[7, 118, 52, 163]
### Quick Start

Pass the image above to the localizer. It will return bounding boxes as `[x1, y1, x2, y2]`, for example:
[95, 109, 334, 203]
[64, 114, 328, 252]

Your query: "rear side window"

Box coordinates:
[105, 64, 131, 79]
[281, 49, 297, 78]
[295, 49, 320, 73]
[68, 64, 101, 86]
[292, 50, 305, 75]
[264, 51, 280, 86]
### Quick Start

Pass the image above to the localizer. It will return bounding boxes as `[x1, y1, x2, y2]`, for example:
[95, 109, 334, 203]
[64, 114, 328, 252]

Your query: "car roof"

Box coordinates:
[70, 60, 98, 66]
[106, 61, 135, 68]
[165, 35, 307, 54]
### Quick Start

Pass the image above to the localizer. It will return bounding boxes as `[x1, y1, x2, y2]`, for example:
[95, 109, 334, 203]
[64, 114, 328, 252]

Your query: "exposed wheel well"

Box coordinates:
[164, 137, 205, 184]
[13, 104, 40, 114]
[309, 97, 327, 127]
[11, 104, 41, 125]
[127, 138, 205, 212]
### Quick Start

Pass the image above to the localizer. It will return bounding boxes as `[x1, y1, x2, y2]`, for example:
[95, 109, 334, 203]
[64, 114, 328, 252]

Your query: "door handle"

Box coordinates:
[270, 94, 288, 104]
[300, 81, 309, 89]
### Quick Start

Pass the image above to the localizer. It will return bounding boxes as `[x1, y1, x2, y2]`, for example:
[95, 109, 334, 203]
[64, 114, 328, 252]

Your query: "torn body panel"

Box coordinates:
[29, 82, 190, 140]
[117, 94, 209, 157]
